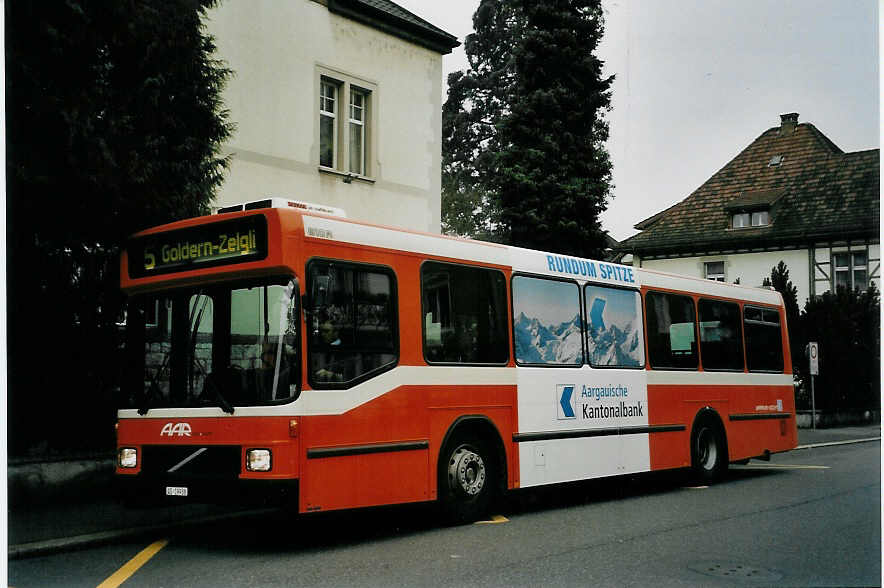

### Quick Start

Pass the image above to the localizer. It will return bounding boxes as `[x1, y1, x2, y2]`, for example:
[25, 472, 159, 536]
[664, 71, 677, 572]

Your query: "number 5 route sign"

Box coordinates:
[808, 342, 819, 376]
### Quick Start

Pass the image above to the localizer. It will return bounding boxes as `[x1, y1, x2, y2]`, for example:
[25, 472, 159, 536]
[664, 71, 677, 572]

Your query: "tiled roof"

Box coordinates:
[619, 118, 880, 256]
[328, 0, 460, 54]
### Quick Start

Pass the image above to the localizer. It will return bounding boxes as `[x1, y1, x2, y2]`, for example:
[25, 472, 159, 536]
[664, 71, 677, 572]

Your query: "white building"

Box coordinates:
[617, 113, 880, 304]
[206, 0, 458, 233]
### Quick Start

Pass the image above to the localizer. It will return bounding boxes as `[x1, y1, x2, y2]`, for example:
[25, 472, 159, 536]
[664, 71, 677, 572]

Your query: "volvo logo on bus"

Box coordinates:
[160, 422, 192, 437]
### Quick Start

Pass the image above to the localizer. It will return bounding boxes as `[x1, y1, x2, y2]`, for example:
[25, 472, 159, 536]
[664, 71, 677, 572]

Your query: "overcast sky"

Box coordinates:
[396, 0, 879, 241]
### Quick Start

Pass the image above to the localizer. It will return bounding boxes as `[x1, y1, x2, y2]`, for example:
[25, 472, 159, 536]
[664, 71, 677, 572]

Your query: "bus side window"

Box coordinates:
[307, 261, 398, 387]
[512, 275, 582, 366]
[584, 284, 644, 368]
[698, 298, 744, 371]
[421, 262, 508, 365]
[646, 291, 698, 370]
[744, 306, 784, 372]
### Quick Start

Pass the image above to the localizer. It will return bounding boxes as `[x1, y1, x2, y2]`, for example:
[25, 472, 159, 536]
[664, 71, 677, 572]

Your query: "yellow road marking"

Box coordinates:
[97, 539, 169, 588]
[732, 464, 830, 470]
[475, 514, 509, 525]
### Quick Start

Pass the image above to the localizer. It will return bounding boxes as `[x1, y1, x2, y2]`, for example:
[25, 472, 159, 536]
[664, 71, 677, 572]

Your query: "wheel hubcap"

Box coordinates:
[448, 446, 486, 496]
[698, 428, 717, 471]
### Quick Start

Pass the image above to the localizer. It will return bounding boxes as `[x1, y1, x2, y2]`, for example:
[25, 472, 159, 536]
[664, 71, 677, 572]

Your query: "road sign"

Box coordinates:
[808, 342, 819, 375]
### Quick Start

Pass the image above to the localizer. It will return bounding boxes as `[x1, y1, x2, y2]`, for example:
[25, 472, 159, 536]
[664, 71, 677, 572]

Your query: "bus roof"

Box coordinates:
[124, 206, 784, 307]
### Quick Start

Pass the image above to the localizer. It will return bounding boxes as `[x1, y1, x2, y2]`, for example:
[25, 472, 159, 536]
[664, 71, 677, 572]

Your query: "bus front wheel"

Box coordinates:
[439, 436, 494, 524]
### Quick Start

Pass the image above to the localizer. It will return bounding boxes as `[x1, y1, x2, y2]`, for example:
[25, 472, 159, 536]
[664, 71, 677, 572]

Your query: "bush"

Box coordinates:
[797, 283, 880, 411]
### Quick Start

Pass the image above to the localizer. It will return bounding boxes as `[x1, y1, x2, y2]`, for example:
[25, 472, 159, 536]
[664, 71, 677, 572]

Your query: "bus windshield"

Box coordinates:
[123, 278, 300, 412]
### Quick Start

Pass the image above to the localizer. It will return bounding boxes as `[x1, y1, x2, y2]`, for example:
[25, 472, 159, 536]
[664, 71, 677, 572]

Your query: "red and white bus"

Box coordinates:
[116, 198, 797, 521]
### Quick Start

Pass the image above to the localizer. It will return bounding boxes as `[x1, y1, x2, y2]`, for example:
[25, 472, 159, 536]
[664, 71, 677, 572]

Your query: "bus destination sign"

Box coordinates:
[129, 216, 268, 278]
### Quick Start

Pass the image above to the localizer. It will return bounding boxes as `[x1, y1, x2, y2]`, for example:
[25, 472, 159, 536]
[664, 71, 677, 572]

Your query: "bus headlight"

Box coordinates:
[118, 447, 138, 468]
[246, 449, 272, 472]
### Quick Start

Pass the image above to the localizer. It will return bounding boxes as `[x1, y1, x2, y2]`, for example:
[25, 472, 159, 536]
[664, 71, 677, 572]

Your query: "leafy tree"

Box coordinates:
[6, 0, 233, 455]
[798, 283, 880, 411]
[443, 0, 613, 257]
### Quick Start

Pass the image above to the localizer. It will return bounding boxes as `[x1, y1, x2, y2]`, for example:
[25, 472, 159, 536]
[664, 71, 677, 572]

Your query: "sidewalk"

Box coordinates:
[8, 424, 880, 559]
[796, 423, 881, 447]
[7, 498, 262, 558]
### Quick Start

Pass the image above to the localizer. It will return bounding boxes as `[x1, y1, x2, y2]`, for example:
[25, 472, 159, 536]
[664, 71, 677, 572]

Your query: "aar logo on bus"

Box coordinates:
[557, 385, 576, 420]
[160, 422, 192, 437]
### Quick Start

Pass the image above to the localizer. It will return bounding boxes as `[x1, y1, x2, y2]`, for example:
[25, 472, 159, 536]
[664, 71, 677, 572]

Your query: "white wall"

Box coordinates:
[636, 243, 880, 305]
[206, 0, 444, 233]
[637, 250, 810, 302]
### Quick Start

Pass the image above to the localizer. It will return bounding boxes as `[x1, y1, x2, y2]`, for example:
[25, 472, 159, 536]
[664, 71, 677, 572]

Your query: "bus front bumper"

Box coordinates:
[116, 474, 299, 508]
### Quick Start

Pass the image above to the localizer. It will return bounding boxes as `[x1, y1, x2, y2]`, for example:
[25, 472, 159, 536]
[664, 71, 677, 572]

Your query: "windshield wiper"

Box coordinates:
[139, 354, 170, 415]
[202, 372, 235, 415]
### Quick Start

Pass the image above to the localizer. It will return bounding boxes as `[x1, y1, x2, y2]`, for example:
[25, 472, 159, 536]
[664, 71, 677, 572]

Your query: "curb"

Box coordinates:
[8, 507, 275, 560]
[795, 437, 880, 450]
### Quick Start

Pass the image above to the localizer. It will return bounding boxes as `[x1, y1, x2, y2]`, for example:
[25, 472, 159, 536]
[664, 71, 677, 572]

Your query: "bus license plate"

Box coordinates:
[165, 486, 188, 497]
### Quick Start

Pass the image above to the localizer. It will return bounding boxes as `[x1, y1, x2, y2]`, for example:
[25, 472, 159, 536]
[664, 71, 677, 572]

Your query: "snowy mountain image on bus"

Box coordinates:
[514, 312, 583, 364]
[585, 285, 644, 367]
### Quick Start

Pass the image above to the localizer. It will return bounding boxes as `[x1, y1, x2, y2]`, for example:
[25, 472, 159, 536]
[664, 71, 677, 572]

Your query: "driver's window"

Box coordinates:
[229, 282, 299, 401]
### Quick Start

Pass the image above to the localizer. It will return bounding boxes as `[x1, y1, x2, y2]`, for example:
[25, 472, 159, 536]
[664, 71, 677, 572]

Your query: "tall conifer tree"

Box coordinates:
[443, 0, 613, 257]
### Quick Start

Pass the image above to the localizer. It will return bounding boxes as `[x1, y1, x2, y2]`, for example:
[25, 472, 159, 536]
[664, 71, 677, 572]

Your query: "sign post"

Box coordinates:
[807, 342, 819, 430]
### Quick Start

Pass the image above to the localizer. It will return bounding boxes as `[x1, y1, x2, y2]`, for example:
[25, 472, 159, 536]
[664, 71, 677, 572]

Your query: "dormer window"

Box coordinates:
[768, 155, 785, 167]
[751, 210, 769, 226]
[726, 189, 782, 230]
[732, 210, 770, 229]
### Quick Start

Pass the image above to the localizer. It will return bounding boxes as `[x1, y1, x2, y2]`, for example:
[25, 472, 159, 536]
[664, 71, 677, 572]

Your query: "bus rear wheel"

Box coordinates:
[691, 421, 727, 483]
[439, 436, 494, 524]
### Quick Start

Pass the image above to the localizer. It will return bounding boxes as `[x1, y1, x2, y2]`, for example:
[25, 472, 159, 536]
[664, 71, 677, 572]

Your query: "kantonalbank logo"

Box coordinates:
[557, 384, 645, 421]
[144, 229, 257, 271]
[557, 385, 577, 419]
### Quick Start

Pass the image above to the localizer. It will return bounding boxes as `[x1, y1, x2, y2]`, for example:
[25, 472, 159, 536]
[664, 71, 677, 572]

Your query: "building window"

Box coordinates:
[732, 213, 749, 228]
[704, 261, 725, 282]
[751, 210, 769, 226]
[349, 89, 366, 175]
[317, 70, 374, 178]
[319, 81, 338, 168]
[834, 251, 868, 292]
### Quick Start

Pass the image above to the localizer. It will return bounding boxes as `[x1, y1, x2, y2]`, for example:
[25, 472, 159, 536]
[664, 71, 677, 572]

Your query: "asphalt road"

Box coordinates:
[9, 441, 880, 587]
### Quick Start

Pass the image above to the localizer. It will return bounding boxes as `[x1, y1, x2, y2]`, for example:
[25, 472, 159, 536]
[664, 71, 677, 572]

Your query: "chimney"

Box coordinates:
[779, 112, 799, 135]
